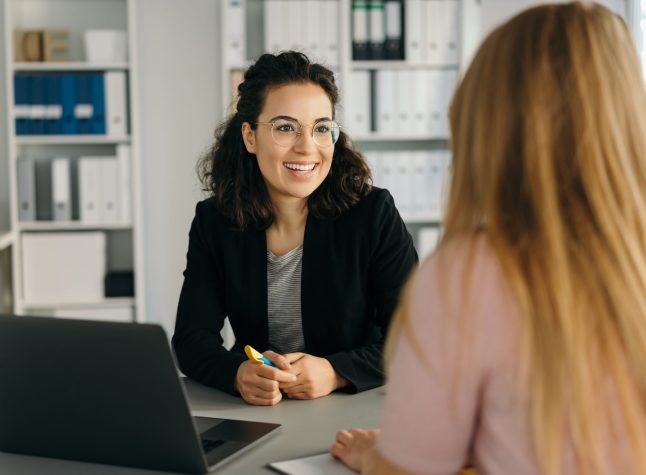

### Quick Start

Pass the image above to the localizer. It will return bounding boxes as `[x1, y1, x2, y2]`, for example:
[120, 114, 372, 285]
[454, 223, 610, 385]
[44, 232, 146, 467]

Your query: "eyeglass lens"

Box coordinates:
[270, 118, 339, 147]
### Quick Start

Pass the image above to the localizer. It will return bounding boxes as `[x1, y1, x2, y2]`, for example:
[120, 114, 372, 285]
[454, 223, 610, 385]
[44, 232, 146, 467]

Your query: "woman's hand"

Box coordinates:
[330, 428, 380, 473]
[234, 350, 296, 406]
[279, 353, 348, 399]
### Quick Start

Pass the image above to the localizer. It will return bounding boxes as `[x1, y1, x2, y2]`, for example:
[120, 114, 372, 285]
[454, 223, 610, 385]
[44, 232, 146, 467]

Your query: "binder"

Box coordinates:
[116, 144, 132, 224]
[411, 151, 430, 215]
[396, 71, 415, 135]
[428, 150, 444, 216]
[78, 157, 103, 223]
[323, 0, 340, 66]
[264, 0, 287, 54]
[417, 226, 440, 260]
[375, 70, 398, 134]
[423, 0, 441, 65]
[13, 74, 30, 135]
[364, 151, 382, 186]
[368, 0, 385, 60]
[225, 0, 246, 68]
[305, 1, 323, 62]
[384, 0, 403, 59]
[405, 0, 423, 63]
[440, 0, 460, 66]
[380, 152, 397, 201]
[104, 71, 128, 137]
[29, 74, 47, 135]
[34, 159, 53, 221]
[60, 73, 77, 134]
[286, 0, 305, 52]
[346, 71, 371, 136]
[101, 158, 120, 223]
[17, 157, 36, 222]
[44, 74, 63, 135]
[428, 69, 456, 138]
[352, 1, 369, 60]
[394, 151, 412, 215]
[90, 73, 106, 134]
[51, 157, 72, 221]
[413, 70, 432, 136]
[75, 73, 94, 134]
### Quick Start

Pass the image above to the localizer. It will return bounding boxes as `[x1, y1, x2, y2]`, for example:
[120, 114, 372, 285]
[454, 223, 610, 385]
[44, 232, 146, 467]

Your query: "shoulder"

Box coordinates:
[193, 197, 233, 231]
[342, 186, 398, 223]
[408, 232, 519, 346]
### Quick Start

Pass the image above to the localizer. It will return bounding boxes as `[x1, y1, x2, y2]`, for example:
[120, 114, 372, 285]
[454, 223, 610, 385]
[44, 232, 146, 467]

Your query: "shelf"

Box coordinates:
[0, 231, 13, 251]
[15, 135, 131, 145]
[353, 134, 449, 142]
[13, 62, 129, 72]
[22, 297, 135, 311]
[351, 61, 460, 71]
[19, 222, 132, 232]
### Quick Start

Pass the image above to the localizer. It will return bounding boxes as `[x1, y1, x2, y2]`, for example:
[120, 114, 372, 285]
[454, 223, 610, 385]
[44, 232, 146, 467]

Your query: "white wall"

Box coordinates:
[135, 0, 221, 336]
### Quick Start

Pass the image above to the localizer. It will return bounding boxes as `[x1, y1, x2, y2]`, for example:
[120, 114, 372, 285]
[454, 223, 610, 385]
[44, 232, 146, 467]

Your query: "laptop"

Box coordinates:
[0, 314, 280, 473]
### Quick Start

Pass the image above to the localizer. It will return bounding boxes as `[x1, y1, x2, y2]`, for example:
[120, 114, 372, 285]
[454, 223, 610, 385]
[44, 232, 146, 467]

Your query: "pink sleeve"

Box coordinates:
[377, 239, 502, 474]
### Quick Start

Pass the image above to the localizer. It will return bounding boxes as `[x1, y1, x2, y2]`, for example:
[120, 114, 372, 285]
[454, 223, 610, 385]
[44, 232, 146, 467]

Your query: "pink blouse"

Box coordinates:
[377, 234, 633, 475]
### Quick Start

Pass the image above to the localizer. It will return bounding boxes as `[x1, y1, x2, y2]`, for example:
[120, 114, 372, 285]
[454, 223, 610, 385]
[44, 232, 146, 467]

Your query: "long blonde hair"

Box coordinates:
[390, 2, 646, 474]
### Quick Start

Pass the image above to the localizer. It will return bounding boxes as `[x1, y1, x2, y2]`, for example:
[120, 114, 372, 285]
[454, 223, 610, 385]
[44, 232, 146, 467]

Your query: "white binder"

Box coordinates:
[17, 157, 36, 222]
[323, 0, 340, 66]
[101, 158, 120, 223]
[413, 70, 432, 136]
[423, 0, 442, 65]
[411, 151, 431, 216]
[51, 157, 72, 222]
[375, 70, 398, 134]
[78, 157, 103, 223]
[405, 0, 424, 64]
[440, 0, 460, 66]
[264, 0, 285, 54]
[396, 71, 415, 136]
[104, 71, 128, 137]
[116, 144, 132, 224]
[286, 0, 305, 52]
[346, 71, 371, 136]
[418, 226, 441, 260]
[224, 0, 246, 68]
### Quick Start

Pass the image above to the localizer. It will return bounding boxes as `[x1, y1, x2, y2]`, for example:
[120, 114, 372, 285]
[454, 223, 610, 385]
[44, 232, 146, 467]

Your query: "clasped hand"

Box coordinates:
[234, 351, 347, 406]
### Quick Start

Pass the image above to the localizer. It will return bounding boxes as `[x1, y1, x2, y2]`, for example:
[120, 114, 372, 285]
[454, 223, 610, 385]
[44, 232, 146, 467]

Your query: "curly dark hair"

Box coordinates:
[198, 51, 372, 230]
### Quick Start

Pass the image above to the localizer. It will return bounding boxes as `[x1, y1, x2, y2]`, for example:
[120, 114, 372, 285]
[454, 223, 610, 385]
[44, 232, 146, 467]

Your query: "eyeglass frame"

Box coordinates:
[253, 117, 342, 148]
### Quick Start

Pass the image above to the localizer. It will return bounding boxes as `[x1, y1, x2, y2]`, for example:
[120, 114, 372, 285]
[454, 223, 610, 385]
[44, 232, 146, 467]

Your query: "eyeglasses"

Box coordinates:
[254, 118, 341, 148]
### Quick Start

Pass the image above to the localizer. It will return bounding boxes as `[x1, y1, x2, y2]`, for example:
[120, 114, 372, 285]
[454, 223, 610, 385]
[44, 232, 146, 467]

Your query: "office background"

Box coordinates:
[0, 0, 643, 339]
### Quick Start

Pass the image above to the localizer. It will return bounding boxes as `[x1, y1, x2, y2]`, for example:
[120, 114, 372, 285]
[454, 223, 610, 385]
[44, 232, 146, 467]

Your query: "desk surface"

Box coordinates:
[0, 379, 384, 475]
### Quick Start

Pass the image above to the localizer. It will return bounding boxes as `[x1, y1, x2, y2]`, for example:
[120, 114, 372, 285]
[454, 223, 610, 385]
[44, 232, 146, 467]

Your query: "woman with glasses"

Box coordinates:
[331, 3, 646, 474]
[172, 51, 417, 406]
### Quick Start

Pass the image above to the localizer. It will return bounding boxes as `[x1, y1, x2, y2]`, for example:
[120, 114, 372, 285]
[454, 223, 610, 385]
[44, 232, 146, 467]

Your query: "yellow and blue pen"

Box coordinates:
[244, 345, 277, 368]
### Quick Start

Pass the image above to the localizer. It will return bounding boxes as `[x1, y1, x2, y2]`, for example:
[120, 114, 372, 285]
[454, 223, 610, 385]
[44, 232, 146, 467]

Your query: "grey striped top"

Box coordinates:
[267, 245, 305, 354]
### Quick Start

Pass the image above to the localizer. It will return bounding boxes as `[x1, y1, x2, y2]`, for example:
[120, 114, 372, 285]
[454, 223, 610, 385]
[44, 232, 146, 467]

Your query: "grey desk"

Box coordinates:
[0, 379, 384, 474]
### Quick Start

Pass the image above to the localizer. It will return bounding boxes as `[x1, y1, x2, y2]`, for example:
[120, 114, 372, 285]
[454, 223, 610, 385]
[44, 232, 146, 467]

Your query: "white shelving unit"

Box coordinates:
[219, 0, 481, 258]
[1, 0, 145, 322]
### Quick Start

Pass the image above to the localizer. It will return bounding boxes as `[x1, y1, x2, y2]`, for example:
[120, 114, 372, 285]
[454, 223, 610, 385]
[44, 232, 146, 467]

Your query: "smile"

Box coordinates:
[283, 162, 318, 172]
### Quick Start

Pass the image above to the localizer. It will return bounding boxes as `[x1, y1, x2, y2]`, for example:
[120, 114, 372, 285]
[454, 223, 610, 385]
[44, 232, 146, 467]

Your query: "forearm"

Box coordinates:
[325, 342, 385, 393]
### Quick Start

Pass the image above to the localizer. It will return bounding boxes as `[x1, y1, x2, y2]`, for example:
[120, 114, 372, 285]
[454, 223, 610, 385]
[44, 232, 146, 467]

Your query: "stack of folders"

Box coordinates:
[344, 69, 457, 137]
[13, 70, 128, 136]
[352, 0, 404, 60]
[405, 0, 460, 65]
[16, 145, 132, 225]
[364, 149, 451, 222]
[263, 0, 340, 67]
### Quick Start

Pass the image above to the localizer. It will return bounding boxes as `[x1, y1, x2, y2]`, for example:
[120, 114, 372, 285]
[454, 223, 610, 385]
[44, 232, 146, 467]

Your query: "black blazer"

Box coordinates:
[172, 187, 418, 395]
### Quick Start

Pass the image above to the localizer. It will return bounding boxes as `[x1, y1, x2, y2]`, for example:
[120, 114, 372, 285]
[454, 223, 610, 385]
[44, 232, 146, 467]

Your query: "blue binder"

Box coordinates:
[30, 74, 46, 135]
[45, 74, 63, 135]
[75, 73, 93, 134]
[13, 74, 30, 135]
[60, 74, 77, 135]
[90, 73, 106, 134]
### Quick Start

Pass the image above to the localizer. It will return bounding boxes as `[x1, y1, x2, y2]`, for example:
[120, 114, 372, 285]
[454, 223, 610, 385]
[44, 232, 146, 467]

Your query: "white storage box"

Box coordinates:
[84, 29, 128, 62]
[22, 232, 106, 305]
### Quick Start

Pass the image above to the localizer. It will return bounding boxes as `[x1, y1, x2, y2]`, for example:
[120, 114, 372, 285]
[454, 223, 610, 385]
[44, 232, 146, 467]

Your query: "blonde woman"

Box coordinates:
[330, 2, 646, 474]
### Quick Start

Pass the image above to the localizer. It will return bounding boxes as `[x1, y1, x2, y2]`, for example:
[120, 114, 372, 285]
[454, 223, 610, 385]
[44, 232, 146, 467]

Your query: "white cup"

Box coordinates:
[84, 30, 128, 63]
